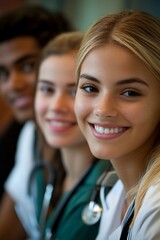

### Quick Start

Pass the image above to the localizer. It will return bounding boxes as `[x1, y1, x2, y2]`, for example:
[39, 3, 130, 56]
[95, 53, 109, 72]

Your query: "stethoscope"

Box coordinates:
[82, 168, 135, 239]
[82, 169, 118, 225]
[26, 161, 55, 240]
[28, 161, 55, 239]
[27, 160, 118, 240]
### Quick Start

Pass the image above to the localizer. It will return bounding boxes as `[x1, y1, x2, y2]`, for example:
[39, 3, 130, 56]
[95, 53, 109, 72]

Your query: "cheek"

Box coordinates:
[75, 94, 87, 122]
[124, 101, 160, 134]
[28, 73, 36, 87]
[138, 101, 160, 128]
[34, 95, 46, 122]
[0, 82, 9, 93]
[124, 106, 144, 124]
[70, 100, 76, 117]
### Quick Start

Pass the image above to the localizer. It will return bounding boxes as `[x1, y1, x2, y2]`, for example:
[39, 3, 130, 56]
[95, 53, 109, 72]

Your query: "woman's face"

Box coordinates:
[35, 54, 86, 148]
[75, 44, 160, 161]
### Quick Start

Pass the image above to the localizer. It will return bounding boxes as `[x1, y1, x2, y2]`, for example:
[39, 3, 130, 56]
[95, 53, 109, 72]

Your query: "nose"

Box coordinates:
[93, 93, 118, 119]
[49, 93, 69, 113]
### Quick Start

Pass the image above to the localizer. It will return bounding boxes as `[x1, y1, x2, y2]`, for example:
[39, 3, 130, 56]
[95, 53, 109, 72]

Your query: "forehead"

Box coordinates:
[0, 36, 41, 65]
[82, 45, 147, 76]
[40, 54, 76, 75]
[81, 44, 160, 89]
[39, 55, 77, 86]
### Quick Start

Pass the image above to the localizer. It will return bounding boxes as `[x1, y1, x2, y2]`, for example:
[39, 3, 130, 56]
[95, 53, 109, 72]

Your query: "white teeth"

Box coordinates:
[94, 125, 124, 134]
[50, 121, 70, 127]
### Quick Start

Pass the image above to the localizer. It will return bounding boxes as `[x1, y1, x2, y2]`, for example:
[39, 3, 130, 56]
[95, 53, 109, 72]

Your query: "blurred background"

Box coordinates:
[0, 0, 159, 31]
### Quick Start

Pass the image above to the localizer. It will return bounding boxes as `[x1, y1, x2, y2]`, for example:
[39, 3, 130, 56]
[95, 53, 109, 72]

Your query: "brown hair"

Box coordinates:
[35, 31, 84, 207]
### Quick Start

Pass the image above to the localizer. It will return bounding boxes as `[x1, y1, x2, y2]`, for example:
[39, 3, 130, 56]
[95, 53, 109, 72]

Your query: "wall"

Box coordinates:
[61, 0, 125, 31]
[9, 0, 160, 31]
[27, 0, 125, 31]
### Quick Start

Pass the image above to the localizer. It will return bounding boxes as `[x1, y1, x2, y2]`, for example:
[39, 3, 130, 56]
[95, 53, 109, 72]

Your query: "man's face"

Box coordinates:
[0, 36, 41, 122]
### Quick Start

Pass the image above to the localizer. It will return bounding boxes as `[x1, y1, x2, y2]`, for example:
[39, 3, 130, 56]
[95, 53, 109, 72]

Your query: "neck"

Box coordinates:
[61, 143, 93, 192]
[111, 147, 150, 195]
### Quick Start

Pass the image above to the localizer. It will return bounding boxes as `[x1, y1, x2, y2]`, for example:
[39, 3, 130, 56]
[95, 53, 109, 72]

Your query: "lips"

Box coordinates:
[94, 125, 125, 134]
[12, 96, 33, 108]
[89, 123, 128, 139]
[50, 120, 74, 127]
[47, 119, 76, 133]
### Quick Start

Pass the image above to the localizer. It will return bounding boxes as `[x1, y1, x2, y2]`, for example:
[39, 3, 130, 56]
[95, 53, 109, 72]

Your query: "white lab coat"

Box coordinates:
[5, 121, 39, 239]
[109, 183, 160, 240]
[97, 177, 160, 240]
[96, 180, 125, 240]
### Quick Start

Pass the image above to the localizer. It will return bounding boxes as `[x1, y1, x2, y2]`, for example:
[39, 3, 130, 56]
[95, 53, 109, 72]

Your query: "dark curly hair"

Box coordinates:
[0, 5, 73, 47]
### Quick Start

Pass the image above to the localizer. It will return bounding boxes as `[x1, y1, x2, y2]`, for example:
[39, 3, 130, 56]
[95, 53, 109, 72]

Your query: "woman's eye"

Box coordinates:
[39, 85, 53, 94]
[80, 85, 98, 93]
[123, 90, 141, 97]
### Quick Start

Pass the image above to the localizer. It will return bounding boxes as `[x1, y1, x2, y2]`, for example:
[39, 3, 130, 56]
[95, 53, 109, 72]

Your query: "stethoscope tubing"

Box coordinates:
[28, 161, 55, 240]
[27, 159, 97, 239]
[51, 159, 98, 232]
[28, 159, 116, 239]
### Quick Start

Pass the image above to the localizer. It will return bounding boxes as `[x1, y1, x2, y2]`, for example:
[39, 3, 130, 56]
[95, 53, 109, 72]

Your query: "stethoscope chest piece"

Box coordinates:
[82, 201, 102, 225]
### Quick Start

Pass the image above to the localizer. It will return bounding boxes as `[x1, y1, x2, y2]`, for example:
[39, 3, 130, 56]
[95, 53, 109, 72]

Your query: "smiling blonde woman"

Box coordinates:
[75, 10, 160, 240]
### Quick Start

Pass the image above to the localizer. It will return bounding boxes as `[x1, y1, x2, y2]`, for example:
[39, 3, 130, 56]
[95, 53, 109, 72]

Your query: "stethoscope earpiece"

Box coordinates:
[82, 201, 102, 225]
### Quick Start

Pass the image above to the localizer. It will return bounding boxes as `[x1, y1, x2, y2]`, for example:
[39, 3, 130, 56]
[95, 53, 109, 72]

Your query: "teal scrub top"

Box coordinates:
[42, 160, 112, 240]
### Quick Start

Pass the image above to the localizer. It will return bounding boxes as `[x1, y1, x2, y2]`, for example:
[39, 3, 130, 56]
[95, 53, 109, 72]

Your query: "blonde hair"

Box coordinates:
[77, 10, 160, 81]
[76, 10, 160, 222]
[132, 144, 160, 223]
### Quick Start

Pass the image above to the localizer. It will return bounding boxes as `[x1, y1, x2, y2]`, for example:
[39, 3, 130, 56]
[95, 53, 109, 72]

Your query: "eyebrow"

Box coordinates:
[0, 54, 38, 69]
[116, 78, 149, 87]
[79, 74, 99, 83]
[79, 74, 149, 87]
[38, 80, 53, 85]
[14, 54, 38, 65]
[38, 79, 76, 88]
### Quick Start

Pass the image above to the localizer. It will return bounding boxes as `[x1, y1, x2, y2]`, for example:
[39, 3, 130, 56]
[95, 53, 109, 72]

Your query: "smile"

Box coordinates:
[50, 121, 73, 127]
[94, 125, 126, 134]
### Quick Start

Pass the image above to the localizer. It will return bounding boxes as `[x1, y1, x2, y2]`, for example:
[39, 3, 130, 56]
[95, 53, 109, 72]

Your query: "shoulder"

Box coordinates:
[15, 121, 36, 162]
[97, 180, 124, 240]
[18, 121, 35, 141]
[5, 122, 36, 193]
[130, 183, 160, 239]
[143, 182, 160, 203]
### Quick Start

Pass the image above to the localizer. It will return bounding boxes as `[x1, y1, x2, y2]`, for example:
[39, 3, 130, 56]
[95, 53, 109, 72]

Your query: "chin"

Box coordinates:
[47, 139, 66, 148]
[15, 110, 33, 123]
[88, 144, 109, 160]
